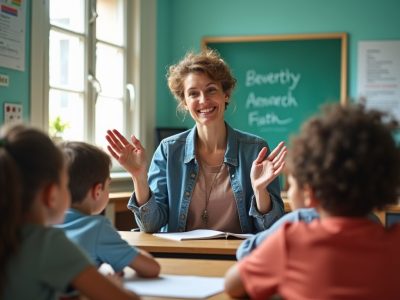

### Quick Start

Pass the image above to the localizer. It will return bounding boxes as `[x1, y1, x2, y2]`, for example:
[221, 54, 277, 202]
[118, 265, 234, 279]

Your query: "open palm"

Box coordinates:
[251, 142, 287, 190]
[105, 129, 147, 177]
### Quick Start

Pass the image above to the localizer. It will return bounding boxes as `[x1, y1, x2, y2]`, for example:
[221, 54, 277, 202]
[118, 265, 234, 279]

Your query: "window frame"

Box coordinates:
[30, 0, 156, 191]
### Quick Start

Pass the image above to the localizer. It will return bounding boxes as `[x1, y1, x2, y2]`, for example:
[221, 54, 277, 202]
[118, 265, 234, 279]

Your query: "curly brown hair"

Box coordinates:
[167, 48, 237, 111]
[286, 103, 400, 217]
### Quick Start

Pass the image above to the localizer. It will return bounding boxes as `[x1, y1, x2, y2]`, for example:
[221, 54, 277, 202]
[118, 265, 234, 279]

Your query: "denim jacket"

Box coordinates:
[128, 123, 284, 233]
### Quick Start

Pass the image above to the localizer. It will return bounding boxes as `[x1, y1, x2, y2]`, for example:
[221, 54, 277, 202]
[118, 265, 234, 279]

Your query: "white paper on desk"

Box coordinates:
[124, 274, 224, 299]
[153, 229, 253, 241]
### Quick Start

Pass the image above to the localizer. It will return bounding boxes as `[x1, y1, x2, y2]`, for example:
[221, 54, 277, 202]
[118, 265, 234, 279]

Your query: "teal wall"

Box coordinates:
[1, 1, 399, 130]
[0, 0, 31, 124]
[156, 0, 400, 128]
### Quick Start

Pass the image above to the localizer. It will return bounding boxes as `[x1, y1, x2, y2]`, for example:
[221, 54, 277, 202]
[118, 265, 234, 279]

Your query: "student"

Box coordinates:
[236, 207, 319, 259]
[224, 104, 400, 299]
[56, 141, 160, 278]
[0, 123, 139, 300]
[236, 206, 382, 260]
[106, 49, 286, 233]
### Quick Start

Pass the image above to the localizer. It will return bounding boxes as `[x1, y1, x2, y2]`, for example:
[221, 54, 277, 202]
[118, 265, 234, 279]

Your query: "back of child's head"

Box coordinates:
[0, 123, 63, 294]
[287, 103, 400, 217]
[60, 141, 111, 204]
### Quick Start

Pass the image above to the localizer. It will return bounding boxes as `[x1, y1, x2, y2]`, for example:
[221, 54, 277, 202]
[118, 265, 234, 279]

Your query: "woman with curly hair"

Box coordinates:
[106, 49, 286, 233]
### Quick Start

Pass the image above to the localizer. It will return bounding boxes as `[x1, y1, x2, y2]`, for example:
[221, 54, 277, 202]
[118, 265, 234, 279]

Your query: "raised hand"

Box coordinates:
[251, 142, 287, 192]
[106, 129, 147, 178]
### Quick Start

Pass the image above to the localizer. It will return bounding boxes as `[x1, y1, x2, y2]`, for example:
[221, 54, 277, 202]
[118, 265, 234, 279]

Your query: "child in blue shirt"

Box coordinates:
[0, 123, 139, 300]
[57, 141, 160, 277]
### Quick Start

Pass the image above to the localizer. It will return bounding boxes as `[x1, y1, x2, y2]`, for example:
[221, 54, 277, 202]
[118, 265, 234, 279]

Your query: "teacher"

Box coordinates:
[106, 49, 286, 233]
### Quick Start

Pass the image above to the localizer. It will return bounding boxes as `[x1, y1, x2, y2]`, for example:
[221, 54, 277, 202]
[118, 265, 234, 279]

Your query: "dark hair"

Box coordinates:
[167, 48, 237, 111]
[60, 141, 111, 204]
[287, 103, 400, 216]
[0, 123, 63, 294]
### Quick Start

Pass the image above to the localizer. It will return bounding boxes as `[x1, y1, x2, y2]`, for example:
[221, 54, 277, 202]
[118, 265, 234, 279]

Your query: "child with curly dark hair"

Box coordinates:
[224, 103, 400, 300]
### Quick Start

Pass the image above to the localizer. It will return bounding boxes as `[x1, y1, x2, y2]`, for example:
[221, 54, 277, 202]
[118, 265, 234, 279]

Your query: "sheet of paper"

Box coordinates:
[153, 229, 253, 241]
[124, 274, 224, 299]
[153, 229, 225, 241]
[357, 40, 400, 121]
[0, 0, 26, 71]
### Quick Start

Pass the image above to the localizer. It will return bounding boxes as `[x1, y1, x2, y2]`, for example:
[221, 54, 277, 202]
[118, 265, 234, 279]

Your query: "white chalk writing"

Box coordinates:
[246, 90, 298, 109]
[248, 111, 292, 126]
[245, 69, 301, 90]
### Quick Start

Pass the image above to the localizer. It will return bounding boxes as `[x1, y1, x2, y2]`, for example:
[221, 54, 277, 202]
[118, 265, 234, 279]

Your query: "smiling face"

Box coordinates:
[183, 72, 228, 126]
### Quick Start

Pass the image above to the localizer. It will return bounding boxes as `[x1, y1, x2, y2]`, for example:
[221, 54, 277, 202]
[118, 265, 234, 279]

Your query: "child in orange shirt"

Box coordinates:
[0, 123, 139, 300]
[225, 104, 400, 300]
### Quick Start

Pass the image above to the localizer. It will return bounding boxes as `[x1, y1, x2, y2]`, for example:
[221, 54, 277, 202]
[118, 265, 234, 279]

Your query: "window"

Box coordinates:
[48, 0, 128, 147]
[31, 0, 156, 181]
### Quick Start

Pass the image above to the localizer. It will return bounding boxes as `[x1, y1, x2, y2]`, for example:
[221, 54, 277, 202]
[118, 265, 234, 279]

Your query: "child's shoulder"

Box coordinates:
[60, 210, 112, 233]
[23, 223, 66, 241]
[21, 224, 80, 254]
[65, 209, 109, 224]
[387, 222, 400, 233]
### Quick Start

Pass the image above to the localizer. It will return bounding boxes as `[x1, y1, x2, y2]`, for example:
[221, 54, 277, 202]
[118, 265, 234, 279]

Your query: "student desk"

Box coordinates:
[106, 192, 132, 226]
[128, 258, 235, 300]
[119, 231, 242, 260]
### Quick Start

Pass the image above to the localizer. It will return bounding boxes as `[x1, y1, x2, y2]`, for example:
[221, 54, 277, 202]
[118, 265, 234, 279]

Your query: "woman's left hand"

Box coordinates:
[251, 141, 287, 191]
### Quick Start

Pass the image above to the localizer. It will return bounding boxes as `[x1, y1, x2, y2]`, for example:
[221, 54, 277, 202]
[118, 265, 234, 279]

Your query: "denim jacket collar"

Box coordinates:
[183, 122, 238, 167]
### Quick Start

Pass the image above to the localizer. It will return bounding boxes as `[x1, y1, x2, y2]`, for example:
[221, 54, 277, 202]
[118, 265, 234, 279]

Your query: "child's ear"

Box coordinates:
[42, 183, 59, 208]
[91, 183, 104, 201]
[303, 185, 318, 208]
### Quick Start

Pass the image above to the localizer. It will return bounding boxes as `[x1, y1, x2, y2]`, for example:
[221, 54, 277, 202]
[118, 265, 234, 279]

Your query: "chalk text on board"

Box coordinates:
[246, 90, 298, 108]
[245, 69, 301, 90]
[248, 111, 292, 126]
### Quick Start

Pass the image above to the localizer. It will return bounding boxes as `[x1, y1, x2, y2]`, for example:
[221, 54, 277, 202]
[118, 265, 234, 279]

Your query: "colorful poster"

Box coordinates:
[0, 0, 26, 71]
[358, 41, 400, 121]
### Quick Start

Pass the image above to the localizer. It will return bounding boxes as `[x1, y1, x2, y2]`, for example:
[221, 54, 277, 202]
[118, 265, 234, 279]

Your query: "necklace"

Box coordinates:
[201, 163, 224, 225]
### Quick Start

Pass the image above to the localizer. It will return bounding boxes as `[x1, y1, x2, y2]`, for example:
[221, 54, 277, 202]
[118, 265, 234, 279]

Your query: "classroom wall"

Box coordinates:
[1, 0, 399, 134]
[156, 0, 400, 128]
[0, 0, 31, 124]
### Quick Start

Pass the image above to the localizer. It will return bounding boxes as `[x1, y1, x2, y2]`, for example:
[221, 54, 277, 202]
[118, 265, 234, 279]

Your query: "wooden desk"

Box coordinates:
[119, 231, 242, 260]
[110, 192, 400, 230]
[106, 192, 132, 225]
[375, 204, 400, 225]
[128, 258, 235, 300]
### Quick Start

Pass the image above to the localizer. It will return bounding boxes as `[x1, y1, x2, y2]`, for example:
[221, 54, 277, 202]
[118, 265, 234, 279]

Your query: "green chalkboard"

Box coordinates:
[203, 33, 348, 149]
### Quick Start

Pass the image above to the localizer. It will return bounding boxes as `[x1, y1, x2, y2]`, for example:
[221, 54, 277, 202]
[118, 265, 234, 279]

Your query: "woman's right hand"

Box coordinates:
[106, 129, 148, 178]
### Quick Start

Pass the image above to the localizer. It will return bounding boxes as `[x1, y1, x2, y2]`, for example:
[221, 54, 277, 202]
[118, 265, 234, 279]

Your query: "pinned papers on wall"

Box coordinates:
[358, 40, 400, 122]
[0, 0, 26, 71]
